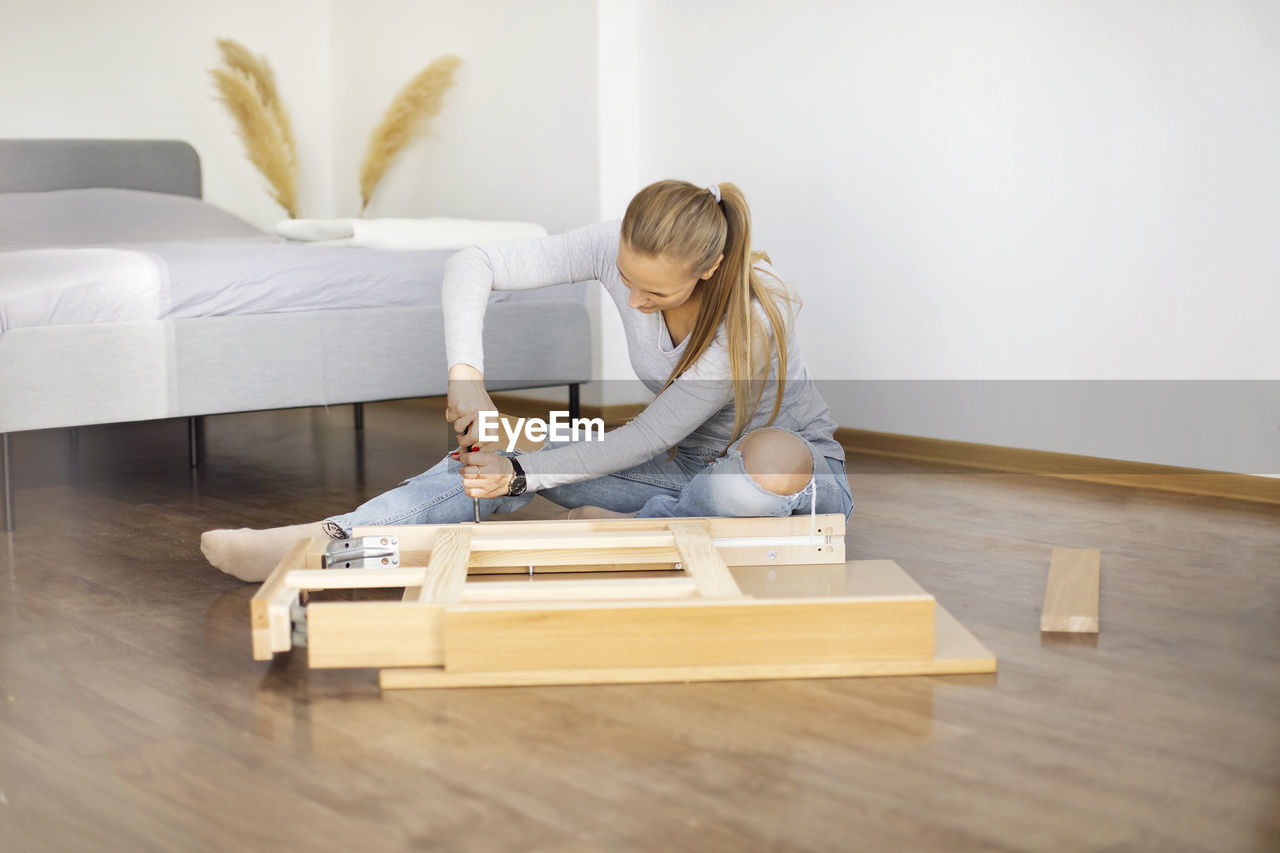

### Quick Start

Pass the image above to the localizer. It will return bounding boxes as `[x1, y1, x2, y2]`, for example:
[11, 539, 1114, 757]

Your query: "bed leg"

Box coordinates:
[188, 417, 205, 468]
[568, 383, 581, 421]
[2, 432, 14, 532]
[354, 403, 364, 432]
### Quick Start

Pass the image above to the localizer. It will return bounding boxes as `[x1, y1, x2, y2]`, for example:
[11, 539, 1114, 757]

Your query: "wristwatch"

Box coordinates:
[506, 456, 527, 496]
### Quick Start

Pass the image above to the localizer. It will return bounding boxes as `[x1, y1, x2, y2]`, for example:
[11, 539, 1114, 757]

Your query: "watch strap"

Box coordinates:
[507, 456, 527, 496]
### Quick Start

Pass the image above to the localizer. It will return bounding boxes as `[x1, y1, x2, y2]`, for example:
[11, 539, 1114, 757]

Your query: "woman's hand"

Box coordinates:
[445, 363, 498, 449]
[456, 449, 514, 499]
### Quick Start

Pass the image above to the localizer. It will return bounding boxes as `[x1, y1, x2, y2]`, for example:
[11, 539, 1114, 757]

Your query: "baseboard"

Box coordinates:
[837, 427, 1280, 505]
[487, 393, 1278, 505]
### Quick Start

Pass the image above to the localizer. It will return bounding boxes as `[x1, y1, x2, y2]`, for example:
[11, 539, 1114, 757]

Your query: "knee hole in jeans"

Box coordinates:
[738, 428, 814, 497]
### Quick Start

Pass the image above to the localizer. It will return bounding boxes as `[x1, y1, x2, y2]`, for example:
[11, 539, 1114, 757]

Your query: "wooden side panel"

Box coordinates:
[383, 598, 988, 689]
[307, 602, 446, 668]
[1041, 548, 1101, 633]
[249, 537, 311, 660]
[670, 520, 742, 598]
[442, 596, 935, 672]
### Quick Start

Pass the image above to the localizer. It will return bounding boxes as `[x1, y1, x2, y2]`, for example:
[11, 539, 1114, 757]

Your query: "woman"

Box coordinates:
[202, 180, 853, 581]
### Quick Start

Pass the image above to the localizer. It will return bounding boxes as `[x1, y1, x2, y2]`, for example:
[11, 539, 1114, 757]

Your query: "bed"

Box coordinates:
[0, 139, 592, 530]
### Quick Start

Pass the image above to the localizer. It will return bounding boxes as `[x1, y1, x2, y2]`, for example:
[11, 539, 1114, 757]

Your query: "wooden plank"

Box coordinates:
[405, 541, 843, 573]
[307, 602, 446, 668]
[442, 595, 934, 672]
[303, 572, 701, 600]
[381, 598, 992, 689]
[460, 576, 698, 602]
[1041, 547, 1101, 632]
[717, 540, 843, 566]
[249, 537, 312, 660]
[354, 514, 845, 551]
[417, 525, 472, 603]
[669, 520, 742, 598]
[438, 544, 842, 571]
[463, 561, 679, 576]
[466, 546, 680, 569]
[292, 566, 426, 589]
[292, 569, 701, 601]
[472, 531, 676, 551]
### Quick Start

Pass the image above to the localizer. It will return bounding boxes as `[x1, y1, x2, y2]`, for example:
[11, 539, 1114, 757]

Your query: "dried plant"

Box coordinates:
[360, 54, 462, 213]
[215, 38, 297, 159]
[209, 39, 299, 218]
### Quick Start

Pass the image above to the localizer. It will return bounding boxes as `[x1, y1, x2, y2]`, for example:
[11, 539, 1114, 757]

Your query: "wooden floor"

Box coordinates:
[2, 399, 1277, 852]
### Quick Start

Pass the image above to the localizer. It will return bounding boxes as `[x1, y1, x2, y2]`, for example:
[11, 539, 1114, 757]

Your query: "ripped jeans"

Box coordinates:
[322, 428, 854, 538]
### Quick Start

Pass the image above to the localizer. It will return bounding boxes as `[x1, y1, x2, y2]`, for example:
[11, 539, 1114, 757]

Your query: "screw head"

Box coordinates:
[768, 550, 777, 560]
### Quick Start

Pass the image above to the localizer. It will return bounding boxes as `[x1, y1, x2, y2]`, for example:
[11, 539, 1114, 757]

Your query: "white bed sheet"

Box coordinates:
[0, 238, 581, 332]
[0, 248, 164, 332]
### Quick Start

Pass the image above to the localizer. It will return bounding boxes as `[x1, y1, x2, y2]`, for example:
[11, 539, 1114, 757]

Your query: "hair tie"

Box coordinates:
[707, 184, 721, 204]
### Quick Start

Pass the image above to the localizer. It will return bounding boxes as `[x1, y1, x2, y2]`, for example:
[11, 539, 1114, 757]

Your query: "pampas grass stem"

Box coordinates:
[209, 39, 299, 218]
[215, 38, 297, 157]
[360, 54, 462, 213]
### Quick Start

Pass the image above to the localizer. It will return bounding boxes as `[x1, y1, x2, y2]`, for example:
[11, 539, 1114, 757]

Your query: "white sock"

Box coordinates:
[200, 521, 328, 582]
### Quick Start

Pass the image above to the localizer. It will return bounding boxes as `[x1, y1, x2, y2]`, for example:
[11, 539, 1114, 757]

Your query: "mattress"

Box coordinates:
[0, 248, 163, 330]
[0, 240, 581, 332]
[0, 187, 582, 331]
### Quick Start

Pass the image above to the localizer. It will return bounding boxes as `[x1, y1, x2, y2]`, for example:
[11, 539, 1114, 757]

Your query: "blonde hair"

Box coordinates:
[621, 179, 795, 451]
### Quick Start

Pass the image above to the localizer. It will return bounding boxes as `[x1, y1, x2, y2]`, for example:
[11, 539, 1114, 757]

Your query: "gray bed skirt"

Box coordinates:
[0, 298, 590, 434]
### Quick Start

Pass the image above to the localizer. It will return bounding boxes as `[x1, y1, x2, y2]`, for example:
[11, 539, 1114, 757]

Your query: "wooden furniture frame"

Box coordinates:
[251, 515, 996, 688]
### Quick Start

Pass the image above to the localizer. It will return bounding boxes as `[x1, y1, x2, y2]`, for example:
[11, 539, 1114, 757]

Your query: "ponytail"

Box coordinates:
[622, 180, 794, 451]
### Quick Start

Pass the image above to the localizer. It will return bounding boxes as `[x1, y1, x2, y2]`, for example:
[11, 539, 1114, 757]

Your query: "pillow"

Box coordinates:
[0, 187, 266, 250]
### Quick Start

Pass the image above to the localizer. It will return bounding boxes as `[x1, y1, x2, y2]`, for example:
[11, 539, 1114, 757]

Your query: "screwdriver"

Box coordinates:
[450, 443, 481, 523]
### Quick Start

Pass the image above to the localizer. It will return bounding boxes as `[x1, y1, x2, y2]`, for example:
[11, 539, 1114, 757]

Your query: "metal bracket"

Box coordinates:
[322, 536, 400, 569]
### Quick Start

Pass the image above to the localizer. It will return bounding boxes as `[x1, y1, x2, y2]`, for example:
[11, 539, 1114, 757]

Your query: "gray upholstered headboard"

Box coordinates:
[0, 139, 202, 198]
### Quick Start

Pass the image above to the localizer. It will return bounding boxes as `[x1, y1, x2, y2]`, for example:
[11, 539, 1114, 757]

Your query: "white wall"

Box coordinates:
[326, 0, 605, 404]
[593, 0, 649, 403]
[328, 0, 599, 235]
[629, 0, 1280, 472]
[0, 0, 335, 230]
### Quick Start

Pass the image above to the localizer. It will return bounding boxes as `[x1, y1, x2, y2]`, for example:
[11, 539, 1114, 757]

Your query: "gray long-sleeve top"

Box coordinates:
[443, 220, 842, 492]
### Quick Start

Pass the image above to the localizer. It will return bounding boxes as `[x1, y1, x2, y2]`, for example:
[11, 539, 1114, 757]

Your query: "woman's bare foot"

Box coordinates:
[564, 505, 638, 520]
[200, 521, 328, 582]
